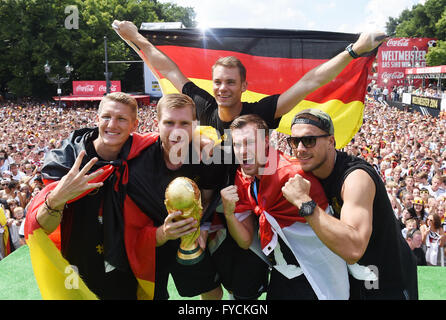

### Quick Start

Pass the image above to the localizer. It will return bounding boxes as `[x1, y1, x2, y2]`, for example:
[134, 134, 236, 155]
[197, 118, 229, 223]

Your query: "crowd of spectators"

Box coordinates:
[0, 98, 160, 259]
[0, 93, 445, 265]
[370, 83, 446, 103]
[343, 96, 446, 266]
[270, 94, 446, 266]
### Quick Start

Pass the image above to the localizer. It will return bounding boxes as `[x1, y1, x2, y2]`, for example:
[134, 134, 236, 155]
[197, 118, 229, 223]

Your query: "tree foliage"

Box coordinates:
[385, 0, 446, 66]
[0, 0, 196, 98]
[426, 40, 446, 66]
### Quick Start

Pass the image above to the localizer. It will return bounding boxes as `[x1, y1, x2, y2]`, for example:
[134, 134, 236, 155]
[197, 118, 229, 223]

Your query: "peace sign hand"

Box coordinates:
[46, 150, 105, 210]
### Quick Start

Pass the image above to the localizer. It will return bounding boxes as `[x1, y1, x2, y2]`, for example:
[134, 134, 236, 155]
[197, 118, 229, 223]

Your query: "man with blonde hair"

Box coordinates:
[26, 92, 160, 299]
[27, 92, 225, 300]
[126, 93, 225, 300]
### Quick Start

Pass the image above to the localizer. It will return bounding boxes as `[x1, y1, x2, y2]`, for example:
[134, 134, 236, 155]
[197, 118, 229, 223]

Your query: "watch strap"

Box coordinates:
[346, 43, 360, 59]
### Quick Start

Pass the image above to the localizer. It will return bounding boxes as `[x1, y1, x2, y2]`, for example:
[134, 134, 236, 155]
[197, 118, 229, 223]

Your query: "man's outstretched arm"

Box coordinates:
[113, 20, 190, 93]
[275, 32, 387, 118]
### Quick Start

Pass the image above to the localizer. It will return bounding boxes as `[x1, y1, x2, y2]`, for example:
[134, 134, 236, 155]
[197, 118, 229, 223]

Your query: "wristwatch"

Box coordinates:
[346, 43, 360, 59]
[299, 200, 317, 217]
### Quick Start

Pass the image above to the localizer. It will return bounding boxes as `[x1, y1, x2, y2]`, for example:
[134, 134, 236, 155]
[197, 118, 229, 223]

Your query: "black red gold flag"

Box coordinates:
[140, 28, 375, 148]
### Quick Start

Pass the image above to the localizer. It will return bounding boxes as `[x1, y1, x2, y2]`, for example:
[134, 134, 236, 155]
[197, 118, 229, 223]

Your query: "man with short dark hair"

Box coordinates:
[221, 113, 349, 299]
[281, 108, 418, 299]
[11, 164, 25, 182]
[406, 229, 427, 266]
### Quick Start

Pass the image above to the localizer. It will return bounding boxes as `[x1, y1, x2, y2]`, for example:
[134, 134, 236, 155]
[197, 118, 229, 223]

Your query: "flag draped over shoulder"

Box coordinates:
[232, 149, 349, 299]
[140, 28, 376, 148]
[0, 207, 11, 258]
[24, 131, 159, 300]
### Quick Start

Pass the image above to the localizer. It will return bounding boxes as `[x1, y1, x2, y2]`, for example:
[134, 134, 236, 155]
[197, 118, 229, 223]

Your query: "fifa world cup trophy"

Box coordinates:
[164, 177, 204, 265]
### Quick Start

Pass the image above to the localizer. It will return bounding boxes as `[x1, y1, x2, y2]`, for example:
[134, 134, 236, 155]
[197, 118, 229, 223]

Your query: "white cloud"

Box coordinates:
[158, 0, 426, 33]
[355, 0, 424, 33]
[335, 24, 350, 33]
[160, 0, 309, 30]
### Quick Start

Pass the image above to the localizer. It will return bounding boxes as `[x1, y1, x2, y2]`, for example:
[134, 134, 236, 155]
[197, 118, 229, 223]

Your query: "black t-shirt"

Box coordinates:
[412, 247, 427, 266]
[320, 151, 418, 299]
[183, 81, 280, 185]
[126, 137, 225, 226]
[182, 81, 280, 134]
[126, 137, 225, 298]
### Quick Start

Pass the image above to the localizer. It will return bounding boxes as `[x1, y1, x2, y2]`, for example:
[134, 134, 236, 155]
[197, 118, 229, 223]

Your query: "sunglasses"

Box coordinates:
[413, 199, 424, 205]
[287, 134, 330, 149]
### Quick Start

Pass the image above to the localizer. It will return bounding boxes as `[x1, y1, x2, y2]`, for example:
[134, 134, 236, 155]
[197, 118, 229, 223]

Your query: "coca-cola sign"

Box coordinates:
[75, 84, 95, 93]
[386, 38, 410, 47]
[381, 72, 405, 80]
[375, 37, 436, 90]
[72, 81, 121, 96]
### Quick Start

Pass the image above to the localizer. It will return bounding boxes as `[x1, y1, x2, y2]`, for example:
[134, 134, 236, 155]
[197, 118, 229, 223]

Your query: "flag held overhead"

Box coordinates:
[139, 27, 377, 148]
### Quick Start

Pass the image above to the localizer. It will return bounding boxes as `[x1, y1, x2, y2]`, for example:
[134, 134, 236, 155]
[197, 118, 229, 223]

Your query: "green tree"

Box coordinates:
[0, 0, 196, 99]
[426, 40, 446, 66]
[385, 0, 446, 66]
[385, 16, 399, 37]
[394, 4, 435, 37]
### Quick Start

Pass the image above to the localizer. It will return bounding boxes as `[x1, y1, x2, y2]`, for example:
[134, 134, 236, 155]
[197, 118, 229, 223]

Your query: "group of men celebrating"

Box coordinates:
[24, 21, 418, 300]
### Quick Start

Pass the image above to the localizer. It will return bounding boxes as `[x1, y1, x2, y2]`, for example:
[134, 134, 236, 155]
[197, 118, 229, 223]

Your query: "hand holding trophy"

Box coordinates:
[164, 177, 204, 265]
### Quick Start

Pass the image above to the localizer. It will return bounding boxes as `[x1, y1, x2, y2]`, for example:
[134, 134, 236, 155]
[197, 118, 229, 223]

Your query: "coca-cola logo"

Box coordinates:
[75, 84, 95, 92]
[381, 72, 404, 79]
[386, 38, 410, 47]
[98, 85, 118, 92]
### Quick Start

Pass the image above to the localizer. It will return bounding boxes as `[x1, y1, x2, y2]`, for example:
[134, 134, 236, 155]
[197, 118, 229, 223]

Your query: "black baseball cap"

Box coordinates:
[291, 108, 334, 135]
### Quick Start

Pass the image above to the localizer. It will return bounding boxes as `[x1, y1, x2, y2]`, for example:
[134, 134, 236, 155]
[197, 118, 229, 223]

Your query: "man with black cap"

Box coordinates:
[281, 108, 418, 300]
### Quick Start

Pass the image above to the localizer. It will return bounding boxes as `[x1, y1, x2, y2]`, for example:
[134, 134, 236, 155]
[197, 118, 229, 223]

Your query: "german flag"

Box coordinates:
[140, 28, 375, 148]
[24, 131, 159, 300]
[0, 207, 11, 258]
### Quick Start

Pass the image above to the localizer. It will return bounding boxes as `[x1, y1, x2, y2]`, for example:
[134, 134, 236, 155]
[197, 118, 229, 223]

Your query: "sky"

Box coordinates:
[159, 0, 425, 33]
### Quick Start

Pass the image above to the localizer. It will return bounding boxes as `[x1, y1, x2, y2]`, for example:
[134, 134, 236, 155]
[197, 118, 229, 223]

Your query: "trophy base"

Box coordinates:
[176, 245, 205, 266]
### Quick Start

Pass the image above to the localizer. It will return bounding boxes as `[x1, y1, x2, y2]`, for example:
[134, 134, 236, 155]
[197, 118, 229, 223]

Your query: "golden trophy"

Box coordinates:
[164, 177, 204, 265]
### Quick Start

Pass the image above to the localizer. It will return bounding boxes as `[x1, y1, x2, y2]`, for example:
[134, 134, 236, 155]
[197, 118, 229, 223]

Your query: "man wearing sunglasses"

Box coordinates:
[282, 108, 418, 300]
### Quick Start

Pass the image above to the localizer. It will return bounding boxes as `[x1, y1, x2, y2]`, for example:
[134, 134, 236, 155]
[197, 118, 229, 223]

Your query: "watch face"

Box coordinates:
[303, 205, 312, 215]
[300, 200, 316, 217]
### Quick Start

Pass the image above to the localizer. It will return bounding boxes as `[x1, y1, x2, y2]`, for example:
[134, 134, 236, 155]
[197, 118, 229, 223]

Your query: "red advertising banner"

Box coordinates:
[406, 65, 446, 75]
[72, 81, 121, 96]
[376, 38, 436, 90]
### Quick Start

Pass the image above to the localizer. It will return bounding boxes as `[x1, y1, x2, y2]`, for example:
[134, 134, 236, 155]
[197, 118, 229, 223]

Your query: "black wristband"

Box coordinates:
[44, 191, 64, 215]
[346, 43, 360, 59]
